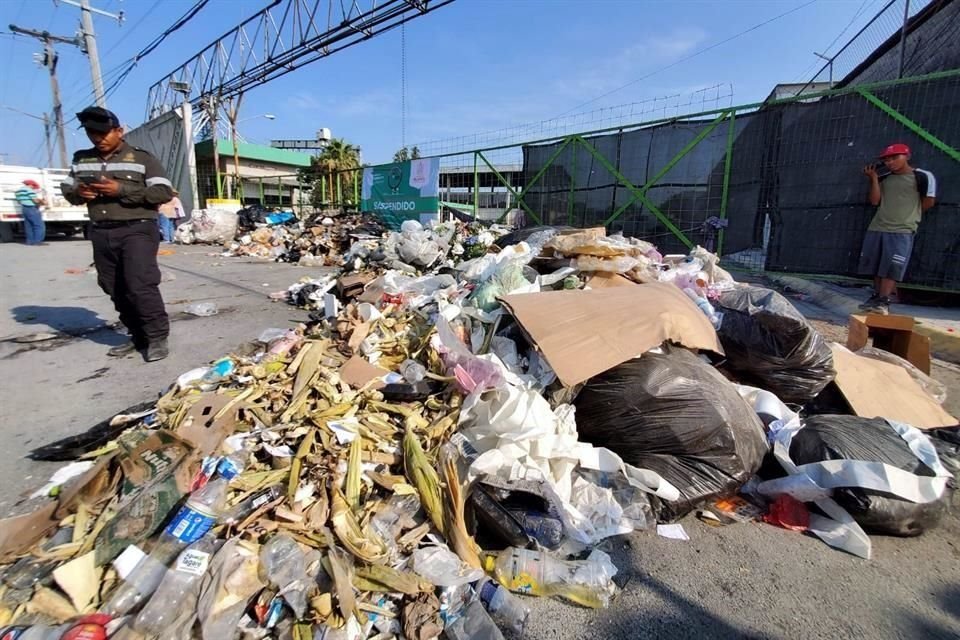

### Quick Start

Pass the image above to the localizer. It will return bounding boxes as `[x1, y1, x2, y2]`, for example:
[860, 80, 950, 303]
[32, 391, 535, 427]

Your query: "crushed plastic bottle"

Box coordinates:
[399, 359, 427, 383]
[477, 577, 530, 635]
[102, 454, 244, 616]
[184, 301, 219, 317]
[442, 599, 505, 640]
[133, 534, 219, 637]
[164, 454, 244, 544]
[223, 484, 284, 525]
[683, 288, 722, 328]
[483, 547, 617, 608]
[1, 614, 111, 640]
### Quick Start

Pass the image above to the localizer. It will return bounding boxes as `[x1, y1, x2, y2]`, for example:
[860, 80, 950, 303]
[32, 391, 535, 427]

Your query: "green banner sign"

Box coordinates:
[361, 158, 440, 229]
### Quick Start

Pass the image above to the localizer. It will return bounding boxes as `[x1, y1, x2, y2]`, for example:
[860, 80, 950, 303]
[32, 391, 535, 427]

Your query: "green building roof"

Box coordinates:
[194, 139, 313, 167]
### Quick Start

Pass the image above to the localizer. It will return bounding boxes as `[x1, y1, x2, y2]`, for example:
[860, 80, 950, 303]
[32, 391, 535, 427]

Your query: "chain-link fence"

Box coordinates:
[416, 70, 960, 291]
[795, 0, 959, 91]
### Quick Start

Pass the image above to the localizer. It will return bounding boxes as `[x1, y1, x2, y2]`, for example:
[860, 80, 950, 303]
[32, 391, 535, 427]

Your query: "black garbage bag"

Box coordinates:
[790, 415, 951, 536]
[928, 426, 960, 489]
[574, 346, 768, 521]
[714, 285, 835, 403]
[237, 204, 270, 231]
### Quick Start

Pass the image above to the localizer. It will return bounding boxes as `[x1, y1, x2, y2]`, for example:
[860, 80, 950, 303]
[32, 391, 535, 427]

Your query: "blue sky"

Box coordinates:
[0, 0, 910, 166]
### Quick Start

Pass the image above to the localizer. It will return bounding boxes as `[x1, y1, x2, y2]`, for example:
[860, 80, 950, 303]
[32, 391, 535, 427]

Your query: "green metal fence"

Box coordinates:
[421, 69, 960, 291]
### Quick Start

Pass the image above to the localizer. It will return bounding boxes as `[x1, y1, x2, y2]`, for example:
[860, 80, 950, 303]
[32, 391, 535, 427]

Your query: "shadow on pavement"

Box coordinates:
[594, 573, 762, 640]
[10, 305, 126, 346]
[896, 583, 960, 640]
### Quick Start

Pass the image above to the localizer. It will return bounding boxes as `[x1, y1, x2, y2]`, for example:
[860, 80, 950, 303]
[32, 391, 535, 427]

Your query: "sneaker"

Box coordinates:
[107, 340, 139, 357]
[145, 339, 169, 362]
[860, 296, 890, 315]
[858, 293, 880, 311]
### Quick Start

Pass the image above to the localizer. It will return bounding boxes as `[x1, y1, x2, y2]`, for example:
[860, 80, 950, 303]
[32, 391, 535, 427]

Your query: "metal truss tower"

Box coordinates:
[145, 0, 455, 119]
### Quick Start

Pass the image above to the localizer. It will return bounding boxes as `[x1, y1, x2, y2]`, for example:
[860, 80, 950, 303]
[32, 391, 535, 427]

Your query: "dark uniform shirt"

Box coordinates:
[61, 141, 174, 222]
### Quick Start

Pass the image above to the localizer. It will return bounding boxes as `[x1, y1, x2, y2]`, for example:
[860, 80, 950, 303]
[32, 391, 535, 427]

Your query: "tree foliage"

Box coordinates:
[299, 138, 362, 207]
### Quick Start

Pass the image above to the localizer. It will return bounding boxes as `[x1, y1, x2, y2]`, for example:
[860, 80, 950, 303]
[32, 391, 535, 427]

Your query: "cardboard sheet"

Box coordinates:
[500, 282, 723, 387]
[0, 502, 59, 563]
[339, 355, 388, 390]
[584, 272, 636, 289]
[830, 344, 956, 429]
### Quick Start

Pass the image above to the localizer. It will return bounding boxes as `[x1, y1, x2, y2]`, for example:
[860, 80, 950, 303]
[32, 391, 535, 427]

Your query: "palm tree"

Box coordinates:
[310, 138, 361, 206]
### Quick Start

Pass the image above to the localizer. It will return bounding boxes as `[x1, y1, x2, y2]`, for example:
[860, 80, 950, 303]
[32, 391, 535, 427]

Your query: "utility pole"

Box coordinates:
[55, 0, 123, 108]
[8, 25, 79, 168]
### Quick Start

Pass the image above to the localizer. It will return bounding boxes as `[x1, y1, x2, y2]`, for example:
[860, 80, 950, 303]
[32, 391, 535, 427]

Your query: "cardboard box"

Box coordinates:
[846, 313, 931, 375]
[584, 272, 636, 289]
[500, 282, 723, 387]
[830, 344, 955, 429]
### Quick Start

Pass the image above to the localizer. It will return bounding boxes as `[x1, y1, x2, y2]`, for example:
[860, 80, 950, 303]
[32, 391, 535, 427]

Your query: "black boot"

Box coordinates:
[107, 340, 139, 357]
[145, 338, 169, 362]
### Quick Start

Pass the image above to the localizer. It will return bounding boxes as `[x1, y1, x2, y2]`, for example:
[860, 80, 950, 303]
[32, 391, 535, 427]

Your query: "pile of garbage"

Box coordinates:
[1, 222, 957, 639]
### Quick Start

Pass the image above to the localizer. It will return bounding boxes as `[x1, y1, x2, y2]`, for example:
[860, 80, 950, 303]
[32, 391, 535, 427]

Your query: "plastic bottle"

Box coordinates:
[133, 534, 218, 636]
[2, 614, 111, 640]
[101, 455, 243, 616]
[477, 577, 531, 636]
[399, 359, 427, 383]
[482, 547, 614, 609]
[442, 599, 505, 640]
[164, 454, 244, 544]
[683, 288, 721, 328]
[222, 484, 284, 525]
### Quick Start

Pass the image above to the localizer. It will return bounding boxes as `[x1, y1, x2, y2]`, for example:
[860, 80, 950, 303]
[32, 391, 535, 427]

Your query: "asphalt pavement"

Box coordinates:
[1, 238, 958, 639]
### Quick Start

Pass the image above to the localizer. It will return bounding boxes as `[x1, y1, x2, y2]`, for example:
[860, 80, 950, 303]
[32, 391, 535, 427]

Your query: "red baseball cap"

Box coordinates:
[22, 179, 40, 189]
[879, 143, 911, 158]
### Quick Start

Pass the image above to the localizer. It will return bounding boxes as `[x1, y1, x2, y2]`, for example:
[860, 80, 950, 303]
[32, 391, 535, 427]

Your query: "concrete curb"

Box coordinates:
[770, 275, 960, 364]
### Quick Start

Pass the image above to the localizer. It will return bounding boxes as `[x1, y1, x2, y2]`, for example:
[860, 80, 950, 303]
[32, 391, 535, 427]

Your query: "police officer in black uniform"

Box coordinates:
[61, 106, 173, 361]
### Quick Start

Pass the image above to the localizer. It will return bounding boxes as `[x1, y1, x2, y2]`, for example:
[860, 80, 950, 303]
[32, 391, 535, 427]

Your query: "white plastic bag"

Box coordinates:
[191, 208, 239, 244]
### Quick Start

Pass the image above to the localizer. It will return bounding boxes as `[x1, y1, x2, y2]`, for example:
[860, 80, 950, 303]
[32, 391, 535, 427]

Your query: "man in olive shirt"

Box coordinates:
[61, 106, 173, 361]
[858, 143, 936, 315]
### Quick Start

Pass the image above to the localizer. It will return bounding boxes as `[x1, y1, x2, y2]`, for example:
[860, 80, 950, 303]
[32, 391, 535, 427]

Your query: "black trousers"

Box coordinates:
[90, 220, 169, 344]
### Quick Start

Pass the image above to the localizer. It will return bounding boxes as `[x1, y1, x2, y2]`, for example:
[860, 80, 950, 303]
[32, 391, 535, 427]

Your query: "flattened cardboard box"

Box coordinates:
[830, 343, 955, 429]
[501, 282, 723, 387]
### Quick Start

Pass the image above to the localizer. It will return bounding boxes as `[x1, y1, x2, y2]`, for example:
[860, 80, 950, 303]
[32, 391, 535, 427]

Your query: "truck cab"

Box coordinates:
[0, 165, 90, 242]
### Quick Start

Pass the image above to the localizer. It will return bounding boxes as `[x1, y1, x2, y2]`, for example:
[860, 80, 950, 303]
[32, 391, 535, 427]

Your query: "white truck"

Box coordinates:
[0, 165, 90, 242]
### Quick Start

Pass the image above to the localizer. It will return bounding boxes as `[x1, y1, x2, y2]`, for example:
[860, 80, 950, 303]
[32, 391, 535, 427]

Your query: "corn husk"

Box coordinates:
[354, 563, 432, 595]
[441, 452, 482, 569]
[345, 437, 362, 512]
[403, 427, 444, 535]
[330, 488, 388, 564]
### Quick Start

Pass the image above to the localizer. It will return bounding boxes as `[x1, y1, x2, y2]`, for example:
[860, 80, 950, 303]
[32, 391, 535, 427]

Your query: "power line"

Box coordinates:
[0, 0, 29, 103]
[553, 0, 820, 118]
[63, 0, 210, 122]
[102, 0, 162, 58]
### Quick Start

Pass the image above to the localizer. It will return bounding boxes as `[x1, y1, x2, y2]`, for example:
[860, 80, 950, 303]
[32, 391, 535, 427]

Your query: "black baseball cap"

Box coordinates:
[77, 106, 121, 132]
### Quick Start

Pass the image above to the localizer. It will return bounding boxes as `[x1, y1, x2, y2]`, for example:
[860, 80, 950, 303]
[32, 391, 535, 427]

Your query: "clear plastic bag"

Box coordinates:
[197, 538, 264, 640]
[191, 208, 239, 244]
[412, 546, 483, 587]
[259, 535, 312, 618]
